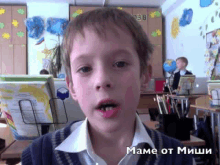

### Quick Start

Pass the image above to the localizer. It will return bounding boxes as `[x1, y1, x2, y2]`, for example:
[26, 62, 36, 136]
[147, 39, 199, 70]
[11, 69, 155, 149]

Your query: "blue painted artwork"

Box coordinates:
[179, 9, 193, 27]
[25, 16, 44, 39]
[200, 0, 214, 7]
[46, 18, 69, 36]
[35, 37, 44, 45]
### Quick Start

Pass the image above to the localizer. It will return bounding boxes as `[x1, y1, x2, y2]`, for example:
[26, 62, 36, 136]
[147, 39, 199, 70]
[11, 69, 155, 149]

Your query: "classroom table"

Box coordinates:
[190, 104, 220, 164]
[0, 120, 16, 165]
[168, 95, 205, 118]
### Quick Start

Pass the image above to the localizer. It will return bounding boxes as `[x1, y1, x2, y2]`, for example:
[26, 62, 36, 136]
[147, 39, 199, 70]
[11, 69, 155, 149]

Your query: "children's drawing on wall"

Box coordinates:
[171, 17, 180, 39]
[25, 16, 45, 39]
[71, 8, 83, 18]
[205, 28, 220, 80]
[199, 1, 219, 39]
[179, 9, 193, 27]
[171, 9, 193, 39]
[25, 16, 69, 78]
[35, 37, 52, 74]
[46, 18, 68, 78]
[200, 0, 214, 7]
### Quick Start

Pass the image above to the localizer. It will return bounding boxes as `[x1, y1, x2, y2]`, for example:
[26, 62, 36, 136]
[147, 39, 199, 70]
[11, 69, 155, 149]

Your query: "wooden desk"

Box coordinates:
[138, 92, 168, 113]
[0, 125, 15, 152]
[181, 135, 206, 147]
[168, 94, 205, 118]
[1, 141, 30, 160]
[139, 93, 205, 116]
[0, 118, 6, 124]
[0, 124, 16, 164]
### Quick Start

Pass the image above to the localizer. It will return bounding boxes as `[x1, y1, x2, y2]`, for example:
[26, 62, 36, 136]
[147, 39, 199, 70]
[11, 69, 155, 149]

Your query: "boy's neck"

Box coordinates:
[88, 117, 136, 164]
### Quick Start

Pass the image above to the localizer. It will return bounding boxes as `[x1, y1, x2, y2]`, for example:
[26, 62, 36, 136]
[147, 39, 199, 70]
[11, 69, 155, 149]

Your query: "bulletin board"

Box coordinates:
[205, 28, 220, 80]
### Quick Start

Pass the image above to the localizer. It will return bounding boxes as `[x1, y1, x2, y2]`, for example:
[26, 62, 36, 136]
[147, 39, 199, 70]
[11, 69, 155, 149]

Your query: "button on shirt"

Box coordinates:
[55, 114, 157, 165]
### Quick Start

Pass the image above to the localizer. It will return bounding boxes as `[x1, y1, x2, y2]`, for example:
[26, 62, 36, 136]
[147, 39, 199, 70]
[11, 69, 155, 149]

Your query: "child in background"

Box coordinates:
[39, 69, 49, 75]
[172, 57, 192, 91]
[22, 8, 195, 165]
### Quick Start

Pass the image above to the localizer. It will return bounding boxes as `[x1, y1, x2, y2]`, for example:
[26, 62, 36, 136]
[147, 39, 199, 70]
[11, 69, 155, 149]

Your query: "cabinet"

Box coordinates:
[0, 6, 27, 74]
[69, 6, 163, 78]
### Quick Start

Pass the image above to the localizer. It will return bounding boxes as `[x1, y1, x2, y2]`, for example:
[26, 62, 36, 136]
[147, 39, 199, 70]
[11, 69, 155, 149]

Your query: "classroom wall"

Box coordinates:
[162, 0, 220, 77]
[27, 2, 69, 75]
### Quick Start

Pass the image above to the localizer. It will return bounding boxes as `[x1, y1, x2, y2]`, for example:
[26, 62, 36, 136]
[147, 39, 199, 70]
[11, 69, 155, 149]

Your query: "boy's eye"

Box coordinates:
[114, 61, 128, 68]
[78, 67, 91, 73]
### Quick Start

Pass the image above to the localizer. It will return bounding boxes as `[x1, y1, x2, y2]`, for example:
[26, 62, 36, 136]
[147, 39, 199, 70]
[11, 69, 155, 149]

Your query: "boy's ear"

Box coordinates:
[141, 65, 152, 91]
[65, 76, 78, 102]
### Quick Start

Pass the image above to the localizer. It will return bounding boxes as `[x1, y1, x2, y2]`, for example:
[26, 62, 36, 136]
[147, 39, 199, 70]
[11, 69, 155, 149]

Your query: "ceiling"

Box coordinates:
[0, 0, 166, 7]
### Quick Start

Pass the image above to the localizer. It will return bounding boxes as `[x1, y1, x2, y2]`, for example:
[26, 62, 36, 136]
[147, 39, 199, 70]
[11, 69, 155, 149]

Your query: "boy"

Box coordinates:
[22, 8, 195, 165]
[172, 57, 192, 91]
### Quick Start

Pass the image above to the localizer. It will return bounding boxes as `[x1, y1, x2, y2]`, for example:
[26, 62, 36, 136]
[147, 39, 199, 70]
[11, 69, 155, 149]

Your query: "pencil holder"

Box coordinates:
[159, 114, 192, 141]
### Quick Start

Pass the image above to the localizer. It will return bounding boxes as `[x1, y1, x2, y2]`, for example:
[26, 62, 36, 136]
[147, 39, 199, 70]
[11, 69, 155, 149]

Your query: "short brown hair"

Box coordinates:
[39, 69, 49, 74]
[176, 57, 188, 66]
[62, 7, 154, 83]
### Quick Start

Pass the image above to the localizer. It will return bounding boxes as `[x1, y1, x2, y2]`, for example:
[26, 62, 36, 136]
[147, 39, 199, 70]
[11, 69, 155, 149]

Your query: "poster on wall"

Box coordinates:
[205, 28, 220, 80]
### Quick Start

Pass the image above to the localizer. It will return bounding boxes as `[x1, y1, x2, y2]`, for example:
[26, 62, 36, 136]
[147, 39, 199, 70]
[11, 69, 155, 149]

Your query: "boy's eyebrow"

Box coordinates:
[72, 49, 133, 63]
[106, 49, 133, 57]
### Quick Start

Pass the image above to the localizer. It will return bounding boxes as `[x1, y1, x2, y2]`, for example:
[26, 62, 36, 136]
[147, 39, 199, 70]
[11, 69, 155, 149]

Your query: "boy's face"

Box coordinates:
[67, 26, 149, 132]
[176, 59, 186, 70]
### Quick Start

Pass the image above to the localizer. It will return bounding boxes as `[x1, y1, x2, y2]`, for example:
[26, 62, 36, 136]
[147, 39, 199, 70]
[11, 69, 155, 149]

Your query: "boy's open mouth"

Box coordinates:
[95, 99, 121, 118]
[97, 103, 118, 111]
[95, 99, 119, 111]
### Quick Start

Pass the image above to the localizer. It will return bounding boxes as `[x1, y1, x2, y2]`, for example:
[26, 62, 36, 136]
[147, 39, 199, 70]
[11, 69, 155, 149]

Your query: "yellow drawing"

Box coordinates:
[217, 30, 220, 36]
[75, 9, 83, 15]
[12, 19, 19, 28]
[156, 29, 162, 36]
[2, 33, 10, 39]
[117, 7, 123, 10]
[150, 12, 155, 18]
[0, 8, 5, 15]
[0, 88, 14, 93]
[171, 17, 180, 39]
[19, 85, 53, 121]
[42, 46, 52, 59]
[37, 51, 46, 64]
[1, 103, 8, 108]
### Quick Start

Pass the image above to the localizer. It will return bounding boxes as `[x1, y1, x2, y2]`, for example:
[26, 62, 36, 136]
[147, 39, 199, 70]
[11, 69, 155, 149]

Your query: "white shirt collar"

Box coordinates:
[55, 113, 157, 156]
[180, 69, 186, 76]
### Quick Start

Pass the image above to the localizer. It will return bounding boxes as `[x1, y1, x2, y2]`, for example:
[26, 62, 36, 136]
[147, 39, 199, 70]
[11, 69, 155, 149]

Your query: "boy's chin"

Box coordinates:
[93, 121, 125, 133]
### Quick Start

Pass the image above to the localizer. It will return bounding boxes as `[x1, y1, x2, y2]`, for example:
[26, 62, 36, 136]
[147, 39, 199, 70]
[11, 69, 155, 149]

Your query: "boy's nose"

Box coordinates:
[94, 69, 113, 91]
[96, 83, 111, 90]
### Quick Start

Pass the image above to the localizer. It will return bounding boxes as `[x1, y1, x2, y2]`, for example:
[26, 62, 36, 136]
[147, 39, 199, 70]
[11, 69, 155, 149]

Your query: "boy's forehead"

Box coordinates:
[73, 25, 133, 43]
